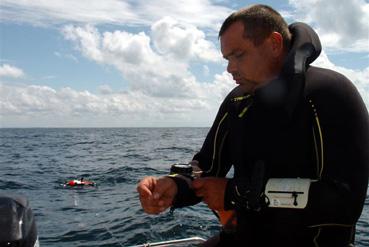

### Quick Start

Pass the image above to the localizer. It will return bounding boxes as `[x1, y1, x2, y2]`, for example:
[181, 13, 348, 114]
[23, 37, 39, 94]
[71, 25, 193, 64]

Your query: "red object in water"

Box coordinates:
[67, 180, 76, 186]
[65, 179, 95, 187]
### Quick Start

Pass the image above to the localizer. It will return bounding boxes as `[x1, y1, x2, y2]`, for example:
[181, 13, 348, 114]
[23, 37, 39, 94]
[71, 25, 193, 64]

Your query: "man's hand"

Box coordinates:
[192, 177, 228, 211]
[137, 176, 177, 214]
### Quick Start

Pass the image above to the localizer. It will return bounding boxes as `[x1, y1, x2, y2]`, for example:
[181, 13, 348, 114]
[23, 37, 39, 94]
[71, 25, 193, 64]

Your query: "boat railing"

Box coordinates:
[127, 236, 206, 247]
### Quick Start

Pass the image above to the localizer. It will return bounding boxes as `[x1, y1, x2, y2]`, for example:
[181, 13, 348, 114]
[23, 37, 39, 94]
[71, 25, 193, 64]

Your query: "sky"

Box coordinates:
[0, 0, 368, 127]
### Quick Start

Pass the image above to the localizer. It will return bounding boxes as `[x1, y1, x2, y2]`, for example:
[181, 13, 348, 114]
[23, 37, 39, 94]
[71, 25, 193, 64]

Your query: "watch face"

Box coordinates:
[170, 163, 193, 176]
[174, 164, 191, 169]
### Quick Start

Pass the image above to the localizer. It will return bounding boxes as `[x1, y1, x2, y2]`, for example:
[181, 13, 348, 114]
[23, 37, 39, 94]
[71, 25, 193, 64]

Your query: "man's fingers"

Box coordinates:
[137, 176, 177, 214]
[140, 195, 168, 214]
[137, 185, 153, 199]
[143, 200, 169, 214]
[152, 177, 176, 200]
[137, 176, 156, 198]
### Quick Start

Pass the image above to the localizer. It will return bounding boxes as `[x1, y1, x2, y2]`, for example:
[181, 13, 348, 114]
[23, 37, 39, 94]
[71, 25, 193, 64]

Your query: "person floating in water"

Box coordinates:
[64, 177, 96, 187]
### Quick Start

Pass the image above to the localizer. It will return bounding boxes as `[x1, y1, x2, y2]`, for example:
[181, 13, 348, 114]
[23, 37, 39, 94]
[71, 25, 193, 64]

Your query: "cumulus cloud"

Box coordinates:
[0, 64, 24, 78]
[1, 16, 234, 127]
[0, 84, 140, 116]
[62, 25, 103, 62]
[0, 17, 231, 126]
[0, 75, 233, 127]
[151, 17, 221, 62]
[62, 17, 222, 98]
[289, 0, 369, 52]
[1, 17, 234, 127]
[0, 0, 231, 30]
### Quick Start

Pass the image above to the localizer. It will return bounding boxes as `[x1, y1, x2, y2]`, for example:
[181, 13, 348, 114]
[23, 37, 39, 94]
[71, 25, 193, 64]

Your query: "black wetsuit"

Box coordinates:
[171, 23, 369, 246]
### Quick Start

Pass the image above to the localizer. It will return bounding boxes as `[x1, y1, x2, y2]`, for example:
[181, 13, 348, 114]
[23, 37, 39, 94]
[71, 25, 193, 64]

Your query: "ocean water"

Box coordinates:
[0, 128, 368, 246]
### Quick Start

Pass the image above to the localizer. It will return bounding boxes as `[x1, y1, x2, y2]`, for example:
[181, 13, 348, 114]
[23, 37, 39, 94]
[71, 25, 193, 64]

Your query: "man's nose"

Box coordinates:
[227, 60, 237, 74]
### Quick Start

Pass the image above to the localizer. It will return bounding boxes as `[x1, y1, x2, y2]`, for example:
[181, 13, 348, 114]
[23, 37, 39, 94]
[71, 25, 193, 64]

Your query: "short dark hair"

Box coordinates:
[219, 4, 291, 50]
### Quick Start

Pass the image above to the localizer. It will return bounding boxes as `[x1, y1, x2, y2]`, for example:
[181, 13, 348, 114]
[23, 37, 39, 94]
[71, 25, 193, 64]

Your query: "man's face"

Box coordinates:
[220, 21, 279, 93]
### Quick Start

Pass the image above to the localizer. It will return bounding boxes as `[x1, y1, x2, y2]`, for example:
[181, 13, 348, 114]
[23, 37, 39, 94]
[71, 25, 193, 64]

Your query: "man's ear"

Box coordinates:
[269, 32, 284, 57]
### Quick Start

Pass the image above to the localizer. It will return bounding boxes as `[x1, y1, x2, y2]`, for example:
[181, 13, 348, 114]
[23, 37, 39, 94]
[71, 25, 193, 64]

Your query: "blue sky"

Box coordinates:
[0, 0, 368, 127]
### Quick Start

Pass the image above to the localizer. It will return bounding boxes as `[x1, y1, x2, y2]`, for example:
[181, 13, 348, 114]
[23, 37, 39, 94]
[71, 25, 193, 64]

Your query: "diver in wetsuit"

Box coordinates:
[137, 4, 369, 246]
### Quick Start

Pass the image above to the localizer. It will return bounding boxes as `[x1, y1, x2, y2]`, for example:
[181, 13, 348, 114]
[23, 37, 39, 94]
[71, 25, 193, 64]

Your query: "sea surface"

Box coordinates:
[0, 128, 368, 246]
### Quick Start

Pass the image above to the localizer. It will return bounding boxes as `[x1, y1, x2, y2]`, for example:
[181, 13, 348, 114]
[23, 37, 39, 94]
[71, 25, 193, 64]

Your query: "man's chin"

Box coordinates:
[236, 82, 254, 93]
[238, 79, 264, 93]
[237, 85, 252, 93]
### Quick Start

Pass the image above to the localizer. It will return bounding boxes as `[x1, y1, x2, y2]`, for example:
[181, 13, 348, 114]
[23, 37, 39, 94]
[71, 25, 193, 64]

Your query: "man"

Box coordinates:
[137, 4, 369, 246]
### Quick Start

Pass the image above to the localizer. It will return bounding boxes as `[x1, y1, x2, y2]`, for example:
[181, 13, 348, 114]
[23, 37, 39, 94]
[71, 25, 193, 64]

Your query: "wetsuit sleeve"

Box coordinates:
[193, 98, 232, 177]
[305, 68, 369, 226]
[170, 95, 232, 208]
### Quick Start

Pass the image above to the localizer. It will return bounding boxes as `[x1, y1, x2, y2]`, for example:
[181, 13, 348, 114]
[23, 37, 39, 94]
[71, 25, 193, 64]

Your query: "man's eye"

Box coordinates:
[235, 52, 245, 58]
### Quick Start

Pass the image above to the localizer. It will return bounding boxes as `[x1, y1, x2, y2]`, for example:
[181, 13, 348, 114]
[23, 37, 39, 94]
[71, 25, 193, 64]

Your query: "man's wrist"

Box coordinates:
[166, 175, 200, 208]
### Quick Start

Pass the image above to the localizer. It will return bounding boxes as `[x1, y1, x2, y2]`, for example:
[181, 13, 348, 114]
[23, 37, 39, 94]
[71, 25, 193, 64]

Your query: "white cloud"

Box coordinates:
[62, 25, 103, 62]
[0, 64, 24, 78]
[0, 76, 234, 127]
[0, 0, 137, 26]
[0, 84, 139, 117]
[289, 0, 369, 52]
[151, 17, 221, 62]
[62, 17, 223, 98]
[54, 51, 78, 62]
[136, 0, 231, 30]
[0, 0, 231, 30]
[1, 16, 234, 127]
[1, 15, 234, 127]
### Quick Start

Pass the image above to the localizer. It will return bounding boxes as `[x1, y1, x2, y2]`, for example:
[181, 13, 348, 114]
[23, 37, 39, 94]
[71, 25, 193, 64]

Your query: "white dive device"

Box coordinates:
[265, 178, 315, 209]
